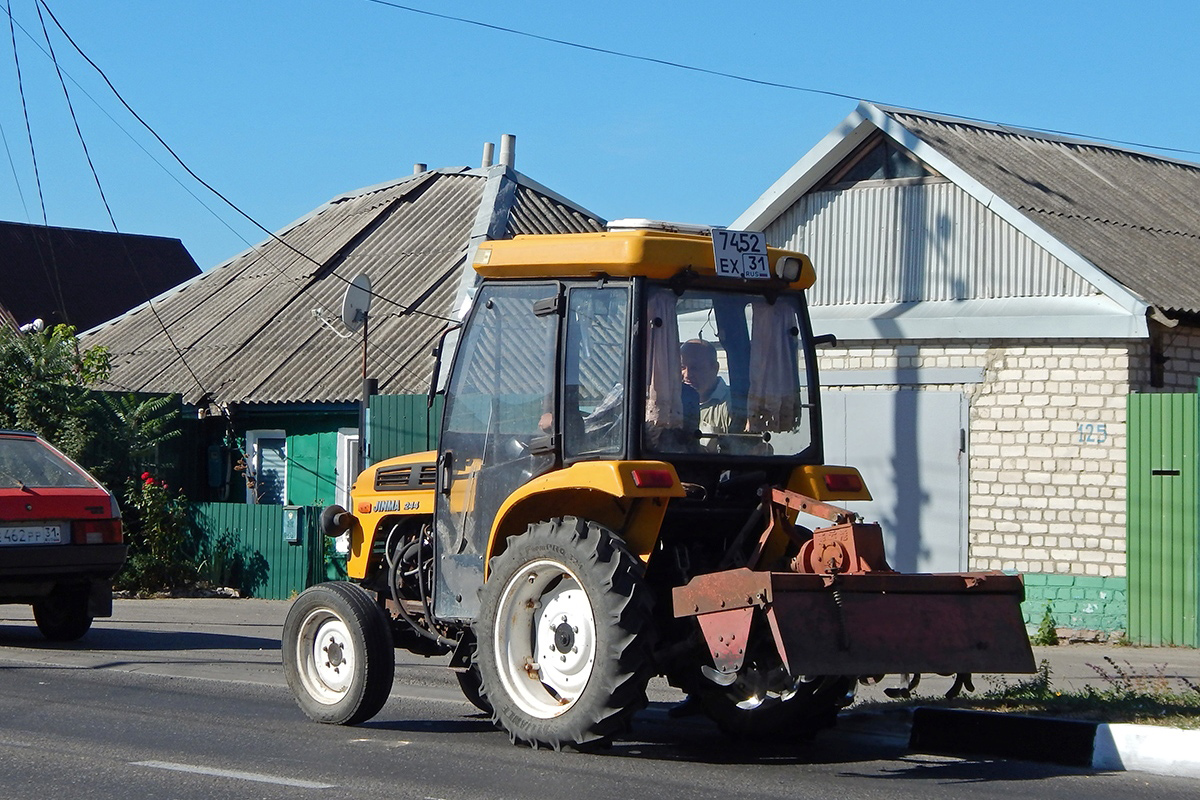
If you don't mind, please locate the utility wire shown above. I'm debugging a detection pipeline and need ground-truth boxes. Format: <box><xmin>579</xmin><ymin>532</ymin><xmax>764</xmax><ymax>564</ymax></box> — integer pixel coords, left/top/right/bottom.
<box><xmin>12</xmin><ymin>0</ymin><xmax>452</xmax><ymax>403</ymax></box>
<box><xmin>365</xmin><ymin>0</ymin><xmax>1200</xmax><ymax>159</ymax></box>
<box><xmin>0</xmin><ymin>117</ymin><xmax>30</xmax><ymax>221</ymax></box>
<box><xmin>365</xmin><ymin>0</ymin><xmax>862</xmax><ymax>102</ymax></box>
<box><xmin>33</xmin><ymin>0</ymin><xmax>213</xmax><ymax>400</ymax></box>
<box><xmin>7</xmin><ymin>0</ymin><xmax>69</xmax><ymax>326</ymax></box>
<box><xmin>31</xmin><ymin>1</ymin><xmax>454</xmax><ymax>323</ymax></box>
<box><xmin>20</xmin><ymin>2</ymin><xmax>444</xmax><ymax>386</ymax></box>
<box><xmin>3</xmin><ymin>3</ymin><xmax>364</xmax><ymax>345</ymax></box>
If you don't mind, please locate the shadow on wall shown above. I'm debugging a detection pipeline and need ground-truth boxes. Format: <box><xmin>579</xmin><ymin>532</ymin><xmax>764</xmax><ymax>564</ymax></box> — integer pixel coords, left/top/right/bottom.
<box><xmin>200</xmin><ymin>531</ymin><xmax>270</xmax><ymax>597</ymax></box>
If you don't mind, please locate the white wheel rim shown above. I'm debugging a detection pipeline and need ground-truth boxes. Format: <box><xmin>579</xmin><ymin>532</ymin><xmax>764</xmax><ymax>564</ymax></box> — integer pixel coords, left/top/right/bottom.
<box><xmin>494</xmin><ymin>558</ymin><xmax>596</xmax><ymax>719</ymax></box>
<box><xmin>296</xmin><ymin>609</ymin><xmax>356</xmax><ymax>705</ymax></box>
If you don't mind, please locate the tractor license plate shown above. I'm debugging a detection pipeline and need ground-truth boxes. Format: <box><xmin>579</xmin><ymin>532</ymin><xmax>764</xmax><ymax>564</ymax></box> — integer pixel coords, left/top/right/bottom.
<box><xmin>712</xmin><ymin>229</ymin><xmax>770</xmax><ymax>280</ymax></box>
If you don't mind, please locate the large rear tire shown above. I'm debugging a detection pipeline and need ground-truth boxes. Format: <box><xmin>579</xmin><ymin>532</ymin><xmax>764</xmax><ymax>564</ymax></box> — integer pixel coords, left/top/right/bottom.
<box><xmin>282</xmin><ymin>582</ymin><xmax>395</xmax><ymax>725</ymax></box>
<box><xmin>476</xmin><ymin>517</ymin><xmax>654</xmax><ymax>749</ymax></box>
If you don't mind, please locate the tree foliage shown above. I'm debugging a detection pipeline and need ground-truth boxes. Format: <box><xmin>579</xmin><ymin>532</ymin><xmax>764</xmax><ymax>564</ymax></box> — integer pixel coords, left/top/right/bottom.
<box><xmin>0</xmin><ymin>324</ymin><xmax>110</xmax><ymax>460</ymax></box>
<box><xmin>85</xmin><ymin>392</ymin><xmax>184</xmax><ymax>491</ymax></box>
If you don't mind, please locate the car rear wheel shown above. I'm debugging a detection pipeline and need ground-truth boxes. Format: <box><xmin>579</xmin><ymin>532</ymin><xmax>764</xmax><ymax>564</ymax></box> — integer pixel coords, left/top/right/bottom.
<box><xmin>33</xmin><ymin>586</ymin><xmax>93</xmax><ymax>642</ymax></box>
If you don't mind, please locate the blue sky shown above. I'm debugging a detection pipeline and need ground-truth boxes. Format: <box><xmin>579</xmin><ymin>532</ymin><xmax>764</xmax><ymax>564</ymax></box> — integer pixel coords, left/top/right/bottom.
<box><xmin>2</xmin><ymin>0</ymin><xmax>1198</xmax><ymax>270</ymax></box>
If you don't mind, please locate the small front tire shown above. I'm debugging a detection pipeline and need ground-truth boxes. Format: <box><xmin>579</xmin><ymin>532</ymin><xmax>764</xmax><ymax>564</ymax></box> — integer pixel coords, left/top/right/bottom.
<box><xmin>282</xmin><ymin>582</ymin><xmax>395</xmax><ymax>725</ymax></box>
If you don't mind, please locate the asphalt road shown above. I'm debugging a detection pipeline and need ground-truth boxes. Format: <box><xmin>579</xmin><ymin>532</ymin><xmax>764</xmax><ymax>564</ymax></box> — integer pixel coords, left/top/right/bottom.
<box><xmin>0</xmin><ymin>598</ymin><xmax>1195</xmax><ymax>800</ymax></box>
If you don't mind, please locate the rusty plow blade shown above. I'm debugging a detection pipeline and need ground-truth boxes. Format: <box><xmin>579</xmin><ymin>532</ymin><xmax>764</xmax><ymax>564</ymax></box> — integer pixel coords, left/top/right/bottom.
<box><xmin>673</xmin><ymin>567</ymin><xmax>1036</xmax><ymax>678</ymax></box>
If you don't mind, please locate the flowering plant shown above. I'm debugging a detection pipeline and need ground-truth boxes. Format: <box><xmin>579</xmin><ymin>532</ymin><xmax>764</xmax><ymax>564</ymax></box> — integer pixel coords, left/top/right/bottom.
<box><xmin>115</xmin><ymin>471</ymin><xmax>197</xmax><ymax>594</ymax></box>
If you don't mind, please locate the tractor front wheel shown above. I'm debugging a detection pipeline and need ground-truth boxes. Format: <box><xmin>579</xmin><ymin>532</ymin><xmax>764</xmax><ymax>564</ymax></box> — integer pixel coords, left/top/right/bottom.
<box><xmin>282</xmin><ymin>582</ymin><xmax>395</xmax><ymax>725</ymax></box>
<box><xmin>476</xmin><ymin>517</ymin><xmax>654</xmax><ymax>749</ymax></box>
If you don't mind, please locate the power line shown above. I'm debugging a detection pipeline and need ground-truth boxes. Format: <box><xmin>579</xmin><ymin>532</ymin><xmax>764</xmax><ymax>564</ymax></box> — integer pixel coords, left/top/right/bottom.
<box><xmin>6</xmin><ymin>0</ymin><xmax>70</xmax><ymax>327</ymax></box>
<box><xmin>33</xmin><ymin>0</ymin><xmax>213</xmax><ymax>401</ymax></box>
<box><xmin>22</xmin><ymin>1</ymin><xmax>448</xmax><ymax>387</ymax></box>
<box><xmin>365</xmin><ymin>1</ymin><xmax>862</xmax><ymax>102</ymax></box>
<box><xmin>0</xmin><ymin>115</ymin><xmax>29</xmax><ymax>221</ymax></box>
<box><xmin>364</xmin><ymin>0</ymin><xmax>1200</xmax><ymax>159</ymax></box>
<box><xmin>11</xmin><ymin>1</ymin><xmax>455</xmax><ymax>324</ymax></box>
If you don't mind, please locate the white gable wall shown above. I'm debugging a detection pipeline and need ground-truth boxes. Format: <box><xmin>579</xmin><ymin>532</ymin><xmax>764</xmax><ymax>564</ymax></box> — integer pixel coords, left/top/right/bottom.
<box><xmin>770</xmin><ymin>181</ymin><xmax>1095</xmax><ymax>306</ymax></box>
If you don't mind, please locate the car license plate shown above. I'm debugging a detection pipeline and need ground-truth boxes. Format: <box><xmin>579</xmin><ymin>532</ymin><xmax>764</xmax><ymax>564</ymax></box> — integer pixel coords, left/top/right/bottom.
<box><xmin>0</xmin><ymin>525</ymin><xmax>65</xmax><ymax>545</ymax></box>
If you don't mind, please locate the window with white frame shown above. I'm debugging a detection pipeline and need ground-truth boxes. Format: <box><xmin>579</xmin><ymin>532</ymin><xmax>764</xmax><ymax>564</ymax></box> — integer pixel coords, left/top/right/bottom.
<box><xmin>245</xmin><ymin>429</ymin><xmax>287</xmax><ymax>505</ymax></box>
<box><xmin>334</xmin><ymin>428</ymin><xmax>359</xmax><ymax>554</ymax></box>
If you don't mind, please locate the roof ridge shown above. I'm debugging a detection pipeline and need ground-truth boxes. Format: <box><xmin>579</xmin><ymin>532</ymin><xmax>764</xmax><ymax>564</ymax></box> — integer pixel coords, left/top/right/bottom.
<box><xmin>873</xmin><ymin>102</ymin><xmax>1200</xmax><ymax>171</ymax></box>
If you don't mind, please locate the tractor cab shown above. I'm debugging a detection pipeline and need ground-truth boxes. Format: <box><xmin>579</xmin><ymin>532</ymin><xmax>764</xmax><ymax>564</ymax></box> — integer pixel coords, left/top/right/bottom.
<box><xmin>432</xmin><ymin>225</ymin><xmax>829</xmax><ymax>620</ymax></box>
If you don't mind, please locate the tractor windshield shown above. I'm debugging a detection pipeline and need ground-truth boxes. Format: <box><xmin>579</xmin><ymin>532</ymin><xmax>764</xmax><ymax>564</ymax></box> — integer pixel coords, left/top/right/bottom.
<box><xmin>643</xmin><ymin>286</ymin><xmax>815</xmax><ymax>459</ymax></box>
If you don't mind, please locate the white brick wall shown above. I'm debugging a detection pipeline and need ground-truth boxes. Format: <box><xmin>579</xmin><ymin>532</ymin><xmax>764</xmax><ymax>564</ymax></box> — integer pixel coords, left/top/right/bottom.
<box><xmin>1156</xmin><ymin>326</ymin><xmax>1200</xmax><ymax>391</ymax></box>
<box><xmin>818</xmin><ymin>340</ymin><xmax>1137</xmax><ymax>578</ymax></box>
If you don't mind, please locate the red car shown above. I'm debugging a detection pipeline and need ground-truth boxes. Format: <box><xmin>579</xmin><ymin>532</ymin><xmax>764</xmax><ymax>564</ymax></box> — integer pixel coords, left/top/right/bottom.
<box><xmin>0</xmin><ymin>430</ymin><xmax>126</xmax><ymax>640</ymax></box>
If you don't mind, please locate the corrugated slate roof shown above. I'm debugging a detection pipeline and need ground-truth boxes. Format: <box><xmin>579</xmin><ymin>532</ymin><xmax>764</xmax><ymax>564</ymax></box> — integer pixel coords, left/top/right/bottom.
<box><xmin>880</xmin><ymin>107</ymin><xmax>1200</xmax><ymax>314</ymax></box>
<box><xmin>81</xmin><ymin>165</ymin><xmax>603</xmax><ymax>406</ymax></box>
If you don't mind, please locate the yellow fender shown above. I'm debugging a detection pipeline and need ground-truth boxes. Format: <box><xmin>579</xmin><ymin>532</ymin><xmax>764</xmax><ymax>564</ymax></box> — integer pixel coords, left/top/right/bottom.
<box><xmin>484</xmin><ymin>460</ymin><xmax>685</xmax><ymax>576</ymax></box>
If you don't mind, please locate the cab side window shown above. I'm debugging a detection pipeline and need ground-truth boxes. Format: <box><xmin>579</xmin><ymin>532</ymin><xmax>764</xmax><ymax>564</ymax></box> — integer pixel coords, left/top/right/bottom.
<box><xmin>563</xmin><ymin>286</ymin><xmax>629</xmax><ymax>459</ymax></box>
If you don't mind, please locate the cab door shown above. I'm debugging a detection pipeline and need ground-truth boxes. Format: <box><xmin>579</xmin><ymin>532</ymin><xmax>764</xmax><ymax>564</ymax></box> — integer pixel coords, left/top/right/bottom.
<box><xmin>433</xmin><ymin>283</ymin><xmax>560</xmax><ymax>621</ymax></box>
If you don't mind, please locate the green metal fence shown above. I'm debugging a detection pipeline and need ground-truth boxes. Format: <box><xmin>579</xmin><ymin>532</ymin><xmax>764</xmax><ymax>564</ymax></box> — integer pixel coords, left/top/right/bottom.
<box><xmin>191</xmin><ymin>503</ymin><xmax>326</xmax><ymax>600</ymax></box>
<box><xmin>368</xmin><ymin>393</ymin><xmax>443</xmax><ymax>464</ymax></box>
<box><xmin>1127</xmin><ymin>392</ymin><xmax>1200</xmax><ymax>646</ymax></box>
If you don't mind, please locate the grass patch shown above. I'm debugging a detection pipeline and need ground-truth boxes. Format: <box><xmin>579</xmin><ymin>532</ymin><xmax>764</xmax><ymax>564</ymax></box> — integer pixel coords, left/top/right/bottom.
<box><xmin>859</xmin><ymin>658</ymin><xmax>1200</xmax><ymax>729</ymax></box>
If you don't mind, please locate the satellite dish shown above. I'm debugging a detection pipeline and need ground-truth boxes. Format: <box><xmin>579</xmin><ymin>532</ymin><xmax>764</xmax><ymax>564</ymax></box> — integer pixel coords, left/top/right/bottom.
<box><xmin>341</xmin><ymin>274</ymin><xmax>372</xmax><ymax>331</ymax></box>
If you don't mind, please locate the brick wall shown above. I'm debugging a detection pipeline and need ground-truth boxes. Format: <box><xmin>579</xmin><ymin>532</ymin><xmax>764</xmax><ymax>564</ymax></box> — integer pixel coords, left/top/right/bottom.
<box><xmin>1021</xmin><ymin>574</ymin><xmax>1129</xmax><ymax>642</ymax></box>
<box><xmin>817</xmin><ymin>332</ymin><xmax>1200</xmax><ymax>637</ymax></box>
<box><xmin>819</xmin><ymin>340</ymin><xmax>1132</xmax><ymax>579</ymax></box>
<box><xmin>1155</xmin><ymin>325</ymin><xmax>1200</xmax><ymax>391</ymax></box>
<box><xmin>967</xmin><ymin>343</ymin><xmax>1131</xmax><ymax>578</ymax></box>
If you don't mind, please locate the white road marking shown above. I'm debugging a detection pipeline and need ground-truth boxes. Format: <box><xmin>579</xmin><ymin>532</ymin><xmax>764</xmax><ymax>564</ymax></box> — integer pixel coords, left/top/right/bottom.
<box><xmin>131</xmin><ymin>760</ymin><xmax>334</xmax><ymax>789</ymax></box>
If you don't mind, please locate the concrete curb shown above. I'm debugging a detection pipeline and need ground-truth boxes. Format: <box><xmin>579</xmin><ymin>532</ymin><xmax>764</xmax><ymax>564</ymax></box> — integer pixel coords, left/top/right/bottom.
<box><xmin>1092</xmin><ymin>723</ymin><xmax>1200</xmax><ymax>778</ymax></box>
<box><xmin>908</xmin><ymin>707</ymin><xmax>1200</xmax><ymax>778</ymax></box>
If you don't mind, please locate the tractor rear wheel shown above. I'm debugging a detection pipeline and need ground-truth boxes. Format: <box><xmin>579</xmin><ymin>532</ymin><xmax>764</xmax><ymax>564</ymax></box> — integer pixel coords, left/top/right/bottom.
<box><xmin>282</xmin><ymin>582</ymin><xmax>395</xmax><ymax>725</ymax></box>
<box><xmin>475</xmin><ymin>517</ymin><xmax>653</xmax><ymax>749</ymax></box>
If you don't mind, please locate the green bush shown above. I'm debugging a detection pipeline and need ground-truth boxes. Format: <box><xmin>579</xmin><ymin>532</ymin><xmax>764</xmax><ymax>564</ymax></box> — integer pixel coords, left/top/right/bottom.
<box><xmin>1031</xmin><ymin>604</ymin><xmax>1059</xmax><ymax>646</ymax></box>
<box><xmin>115</xmin><ymin>472</ymin><xmax>198</xmax><ymax>595</ymax></box>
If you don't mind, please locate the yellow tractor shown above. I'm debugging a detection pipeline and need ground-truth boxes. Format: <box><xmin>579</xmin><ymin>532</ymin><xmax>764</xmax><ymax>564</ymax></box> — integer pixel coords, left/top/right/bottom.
<box><xmin>282</xmin><ymin>223</ymin><xmax>1034</xmax><ymax>748</ymax></box>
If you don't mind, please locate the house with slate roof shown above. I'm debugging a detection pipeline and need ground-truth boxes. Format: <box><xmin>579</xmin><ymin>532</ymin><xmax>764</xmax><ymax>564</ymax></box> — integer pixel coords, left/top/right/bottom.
<box><xmin>734</xmin><ymin>102</ymin><xmax>1200</xmax><ymax>640</ymax></box>
<box><xmin>81</xmin><ymin>138</ymin><xmax>603</xmax><ymax>510</ymax></box>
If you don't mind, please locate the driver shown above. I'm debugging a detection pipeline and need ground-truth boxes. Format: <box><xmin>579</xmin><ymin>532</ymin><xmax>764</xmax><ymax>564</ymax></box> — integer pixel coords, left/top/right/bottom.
<box><xmin>680</xmin><ymin>339</ymin><xmax>730</xmax><ymax>435</ymax></box>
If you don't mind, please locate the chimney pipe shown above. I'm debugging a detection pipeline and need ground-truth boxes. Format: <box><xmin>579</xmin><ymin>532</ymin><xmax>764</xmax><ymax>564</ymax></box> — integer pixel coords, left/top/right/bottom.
<box><xmin>413</xmin><ymin>163</ymin><xmax>427</xmax><ymax>174</ymax></box>
<box><xmin>498</xmin><ymin>134</ymin><xmax>515</xmax><ymax>168</ymax></box>
<box><xmin>481</xmin><ymin>142</ymin><xmax>494</xmax><ymax>168</ymax></box>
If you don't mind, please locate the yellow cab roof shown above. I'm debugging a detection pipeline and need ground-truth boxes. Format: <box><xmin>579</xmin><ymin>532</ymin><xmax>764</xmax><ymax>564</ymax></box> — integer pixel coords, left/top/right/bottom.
<box><xmin>472</xmin><ymin>229</ymin><xmax>816</xmax><ymax>290</ymax></box>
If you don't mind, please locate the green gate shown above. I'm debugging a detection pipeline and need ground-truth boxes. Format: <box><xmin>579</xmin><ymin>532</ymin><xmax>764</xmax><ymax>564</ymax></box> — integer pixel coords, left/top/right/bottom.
<box><xmin>1127</xmin><ymin>392</ymin><xmax>1200</xmax><ymax>646</ymax></box>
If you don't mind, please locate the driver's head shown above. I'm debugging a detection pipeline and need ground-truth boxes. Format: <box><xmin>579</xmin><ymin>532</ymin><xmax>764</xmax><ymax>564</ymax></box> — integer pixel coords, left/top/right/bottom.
<box><xmin>680</xmin><ymin>339</ymin><xmax>720</xmax><ymax>399</ymax></box>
